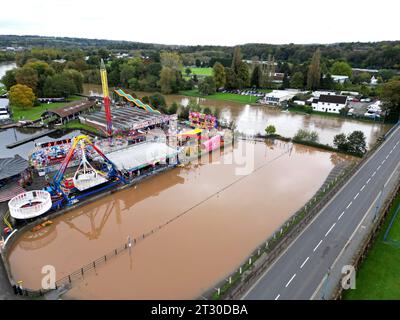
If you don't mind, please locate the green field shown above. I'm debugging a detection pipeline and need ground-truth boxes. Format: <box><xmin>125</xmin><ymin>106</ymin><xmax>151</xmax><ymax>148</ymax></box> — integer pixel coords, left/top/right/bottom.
<box><xmin>11</xmin><ymin>95</ymin><xmax>83</xmax><ymax>121</ymax></box>
<box><xmin>180</xmin><ymin>89</ymin><xmax>261</xmax><ymax>104</ymax></box>
<box><xmin>343</xmin><ymin>193</ymin><xmax>400</xmax><ymax>300</ymax></box>
<box><xmin>188</xmin><ymin>67</ymin><xmax>213</xmax><ymax>76</ymax></box>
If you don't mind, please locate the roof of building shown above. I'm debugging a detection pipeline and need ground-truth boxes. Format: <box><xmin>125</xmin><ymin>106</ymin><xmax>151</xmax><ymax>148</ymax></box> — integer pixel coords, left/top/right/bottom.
<box><xmin>265</xmin><ymin>90</ymin><xmax>297</xmax><ymax>99</ymax></box>
<box><xmin>0</xmin><ymin>155</ymin><xmax>29</xmax><ymax>180</ymax></box>
<box><xmin>43</xmin><ymin>100</ymin><xmax>96</xmax><ymax>118</ymax></box>
<box><xmin>80</xmin><ymin>106</ymin><xmax>173</xmax><ymax>131</ymax></box>
<box><xmin>106</xmin><ymin>141</ymin><xmax>179</xmax><ymax>171</ymax></box>
<box><xmin>0</xmin><ymin>182</ymin><xmax>26</xmax><ymax>203</ymax></box>
<box><xmin>318</xmin><ymin>95</ymin><xmax>347</xmax><ymax>104</ymax></box>
<box><xmin>0</xmin><ymin>98</ymin><xmax>9</xmax><ymax>109</ymax></box>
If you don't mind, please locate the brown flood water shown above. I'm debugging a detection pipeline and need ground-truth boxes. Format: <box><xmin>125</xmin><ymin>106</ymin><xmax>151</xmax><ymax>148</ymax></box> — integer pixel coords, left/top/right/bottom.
<box><xmin>8</xmin><ymin>140</ymin><xmax>355</xmax><ymax>299</ymax></box>
<box><xmin>83</xmin><ymin>84</ymin><xmax>391</xmax><ymax>148</ymax></box>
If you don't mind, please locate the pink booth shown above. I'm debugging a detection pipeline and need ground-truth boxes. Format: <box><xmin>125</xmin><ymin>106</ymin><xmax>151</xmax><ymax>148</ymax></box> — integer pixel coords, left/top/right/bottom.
<box><xmin>201</xmin><ymin>135</ymin><xmax>221</xmax><ymax>152</ymax></box>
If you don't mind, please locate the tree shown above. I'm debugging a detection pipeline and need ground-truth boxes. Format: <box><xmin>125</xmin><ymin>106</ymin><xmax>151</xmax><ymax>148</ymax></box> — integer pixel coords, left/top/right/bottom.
<box><xmin>250</xmin><ymin>65</ymin><xmax>262</xmax><ymax>88</ymax></box>
<box><xmin>149</xmin><ymin>93</ymin><xmax>167</xmax><ymax>112</ymax></box>
<box><xmin>9</xmin><ymin>84</ymin><xmax>35</xmax><ymax>109</ymax></box>
<box><xmin>43</xmin><ymin>73</ymin><xmax>76</xmax><ymax>97</ymax></box>
<box><xmin>290</xmin><ymin>72</ymin><xmax>304</xmax><ymax>89</ymax></box>
<box><xmin>333</xmin><ymin>133</ymin><xmax>349</xmax><ymax>152</ymax></box>
<box><xmin>281</xmin><ymin>73</ymin><xmax>290</xmax><ymax>89</ymax></box>
<box><xmin>1</xmin><ymin>69</ymin><xmax>17</xmax><ymax>90</ymax></box>
<box><xmin>330</xmin><ymin>61</ymin><xmax>352</xmax><ymax>77</ymax></box>
<box><xmin>160</xmin><ymin>51</ymin><xmax>182</xmax><ymax>70</ymax></box>
<box><xmin>15</xmin><ymin>66</ymin><xmax>39</xmax><ymax>92</ymax></box>
<box><xmin>185</xmin><ymin>67</ymin><xmax>192</xmax><ymax>77</ymax></box>
<box><xmin>307</xmin><ymin>48</ymin><xmax>321</xmax><ymax>90</ymax></box>
<box><xmin>231</xmin><ymin>46</ymin><xmax>242</xmax><ymax>73</ymax></box>
<box><xmin>202</xmin><ymin>107</ymin><xmax>212</xmax><ymax>115</ymax></box>
<box><xmin>159</xmin><ymin>67</ymin><xmax>176</xmax><ymax>94</ymax></box>
<box><xmin>347</xmin><ymin>131</ymin><xmax>367</xmax><ymax>154</ymax></box>
<box><xmin>167</xmin><ymin>102</ymin><xmax>179</xmax><ymax>115</ymax></box>
<box><xmin>321</xmin><ymin>73</ymin><xmax>335</xmax><ymax>90</ymax></box>
<box><xmin>236</xmin><ymin>62</ymin><xmax>250</xmax><ymax>89</ymax></box>
<box><xmin>179</xmin><ymin>105</ymin><xmax>189</xmax><ymax>120</ymax></box>
<box><xmin>63</xmin><ymin>69</ymin><xmax>84</xmax><ymax>93</ymax></box>
<box><xmin>213</xmin><ymin>62</ymin><xmax>226</xmax><ymax>89</ymax></box>
<box><xmin>224</xmin><ymin>67</ymin><xmax>236</xmax><ymax>89</ymax></box>
<box><xmin>198</xmin><ymin>76</ymin><xmax>216</xmax><ymax>95</ymax></box>
<box><xmin>334</xmin><ymin>131</ymin><xmax>366</xmax><ymax>155</ymax></box>
<box><xmin>294</xmin><ymin>129</ymin><xmax>319</xmax><ymax>142</ymax></box>
<box><xmin>147</xmin><ymin>63</ymin><xmax>162</xmax><ymax>77</ymax></box>
<box><xmin>265</xmin><ymin>125</ymin><xmax>276</xmax><ymax>135</ymax></box>
<box><xmin>119</xmin><ymin>64</ymin><xmax>136</xmax><ymax>87</ymax></box>
<box><xmin>379</xmin><ymin>78</ymin><xmax>400</xmax><ymax>122</ymax></box>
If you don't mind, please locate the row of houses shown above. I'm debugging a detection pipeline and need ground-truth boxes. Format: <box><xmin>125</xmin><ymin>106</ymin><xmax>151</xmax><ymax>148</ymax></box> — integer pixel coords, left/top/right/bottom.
<box><xmin>259</xmin><ymin>89</ymin><xmax>349</xmax><ymax>114</ymax></box>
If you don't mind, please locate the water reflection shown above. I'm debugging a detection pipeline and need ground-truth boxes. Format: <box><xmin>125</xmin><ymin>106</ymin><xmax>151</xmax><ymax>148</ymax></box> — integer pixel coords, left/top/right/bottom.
<box><xmin>8</xmin><ymin>140</ymin><xmax>356</xmax><ymax>299</ymax></box>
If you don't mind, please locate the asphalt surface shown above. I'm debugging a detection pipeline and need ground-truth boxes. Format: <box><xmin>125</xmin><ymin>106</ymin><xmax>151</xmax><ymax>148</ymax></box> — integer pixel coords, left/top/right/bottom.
<box><xmin>243</xmin><ymin>125</ymin><xmax>400</xmax><ymax>300</ymax></box>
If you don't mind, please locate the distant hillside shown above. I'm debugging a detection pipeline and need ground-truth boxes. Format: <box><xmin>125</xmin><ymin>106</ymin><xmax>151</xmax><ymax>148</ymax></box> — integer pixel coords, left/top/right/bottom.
<box><xmin>0</xmin><ymin>35</ymin><xmax>399</xmax><ymax>70</ymax></box>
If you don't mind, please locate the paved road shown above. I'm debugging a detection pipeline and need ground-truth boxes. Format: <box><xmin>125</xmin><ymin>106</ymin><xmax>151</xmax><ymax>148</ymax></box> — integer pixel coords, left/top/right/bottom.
<box><xmin>243</xmin><ymin>125</ymin><xmax>400</xmax><ymax>300</ymax></box>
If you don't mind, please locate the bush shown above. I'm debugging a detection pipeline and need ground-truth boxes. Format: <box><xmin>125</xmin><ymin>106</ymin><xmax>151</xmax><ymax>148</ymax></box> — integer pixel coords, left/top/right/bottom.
<box><xmin>333</xmin><ymin>130</ymin><xmax>367</xmax><ymax>155</ymax></box>
<box><xmin>265</xmin><ymin>125</ymin><xmax>276</xmax><ymax>135</ymax></box>
<box><xmin>294</xmin><ymin>129</ymin><xmax>319</xmax><ymax>142</ymax></box>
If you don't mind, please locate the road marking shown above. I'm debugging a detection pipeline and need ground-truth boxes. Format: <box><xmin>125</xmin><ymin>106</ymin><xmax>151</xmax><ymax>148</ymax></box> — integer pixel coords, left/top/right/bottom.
<box><xmin>325</xmin><ymin>223</ymin><xmax>336</xmax><ymax>237</ymax></box>
<box><xmin>300</xmin><ymin>256</ymin><xmax>310</xmax><ymax>269</ymax></box>
<box><xmin>366</xmin><ymin>178</ymin><xmax>371</xmax><ymax>184</ymax></box>
<box><xmin>313</xmin><ymin>240</ymin><xmax>323</xmax><ymax>252</ymax></box>
<box><xmin>360</xmin><ymin>185</ymin><xmax>366</xmax><ymax>191</ymax></box>
<box><xmin>338</xmin><ymin>211</ymin><xmax>345</xmax><ymax>220</ymax></box>
<box><xmin>390</xmin><ymin>149</ymin><xmax>393</xmax><ymax>154</ymax></box>
<box><xmin>377</xmin><ymin>165</ymin><xmax>381</xmax><ymax>171</ymax></box>
<box><xmin>372</xmin><ymin>171</ymin><xmax>376</xmax><ymax>177</ymax></box>
<box><xmin>275</xmin><ymin>294</ymin><xmax>280</xmax><ymax>300</ymax></box>
<box><xmin>311</xmin><ymin>190</ymin><xmax>383</xmax><ymax>300</ymax></box>
<box><xmin>354</xmin><ymin>193</ymin><xmax>359</xmax><ymax>200</ymax></box>
<box><xmin>285</xmin><ymin>274</ymin><xmax>296</xmax><ymax>287</ymax></box>
<box><xmin>346</xmin><ymin>202</ymin><xmax>352</xmax><ymax>209</ymax></box>
<box><xmin>386</xmin><ymin>154</ymin><xmax>389</xmax><ymax>159</ymax></box>
<box><xmin>241</xmin><ymin>125</ymin><xmax>400</xmax><ymax>301</ymax></box>
<box><xmin>382</xmin><ymin>159</ymin><xmax>386</xmax><ymax>164</ymax></box>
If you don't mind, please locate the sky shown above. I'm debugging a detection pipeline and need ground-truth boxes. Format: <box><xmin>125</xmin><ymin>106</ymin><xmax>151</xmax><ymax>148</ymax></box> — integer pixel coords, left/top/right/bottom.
<box><xmin>1</xmin><ymin>0</ymin><xmax>399</xmax><ymax>46</ymax></box>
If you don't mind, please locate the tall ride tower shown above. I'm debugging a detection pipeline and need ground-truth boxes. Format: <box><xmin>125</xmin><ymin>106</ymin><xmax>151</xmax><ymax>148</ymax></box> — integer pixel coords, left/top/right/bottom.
<box><xmin>100</xmin><ymin>59</ymin><xmax>112</xmax><ymax>136</ymax></box>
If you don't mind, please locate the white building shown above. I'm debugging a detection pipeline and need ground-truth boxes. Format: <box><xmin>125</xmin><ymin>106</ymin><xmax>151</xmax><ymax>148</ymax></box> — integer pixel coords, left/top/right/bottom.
<box><xmin>0</xmin><ymin>99</ymin><xmax>10</xmax><ymax>120</ymax></box>
<box><xmin>370</xmin><ymin>76</ymin><xmax>378</xmax><ymax>86</ymax></box>
<box><xmin>311</xmin><ymin>91</ymin><xmax>336</xmax><ymax>98</ymax></box>
<box><xmin>312</xmin><ymin>95</ymin><xmax>347</xmax><ymax>114</ymax></box>
<box><xmin>261</xmin><ymin>90</ymin><xmax>298</xmax><ymax>106</ymax></box>
<box><xmin>331</xmin><ymin>75</ymin><xmax>349</xmax><ymax>84</ymax></box>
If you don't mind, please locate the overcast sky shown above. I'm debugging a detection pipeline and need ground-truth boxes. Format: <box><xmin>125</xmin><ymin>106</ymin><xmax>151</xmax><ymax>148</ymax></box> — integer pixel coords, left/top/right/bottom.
<box><xmin>1</xmin><ymin>0</ymin><xmax>399</xmax><ymax>46</ymax></box>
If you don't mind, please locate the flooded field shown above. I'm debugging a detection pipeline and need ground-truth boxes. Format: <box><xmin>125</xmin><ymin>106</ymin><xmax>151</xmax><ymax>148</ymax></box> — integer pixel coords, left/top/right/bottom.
<box><xmin>83</xmin><ymin>84</ymin><xmax>391</xmax><ymax>148</ymax></box>
<box><xmin>8</xmin><ymin>140</ymin><xmax>355</xmax><ymax>299</ymax></box>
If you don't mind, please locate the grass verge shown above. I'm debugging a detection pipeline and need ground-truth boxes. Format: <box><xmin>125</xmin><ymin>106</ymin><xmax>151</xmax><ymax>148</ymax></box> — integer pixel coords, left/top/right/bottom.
<box><xmin>61</xmin><ymin>119</ymin><xmax>103</xmax><ymax>136</ymax></box>
<box><xmin>343</xmin><ymin>193</ymin><xmax>400</xmax><ymax>300</ymax></box>
<box><xmin>180</xmin><ymin>90</ymin><xmax>260</xmax><ymax>104</ymax></box>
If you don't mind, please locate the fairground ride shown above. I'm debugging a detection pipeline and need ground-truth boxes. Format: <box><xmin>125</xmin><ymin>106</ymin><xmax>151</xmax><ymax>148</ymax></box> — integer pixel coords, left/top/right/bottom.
<box><xmin>100</xmin><ymin>59</ymin><xmax>112</xmax><ymax>137</ymax></box>
<box><xmin>48</xmin><ymin>135</ymin><xmax>126</xmax><ymax>204</ymax></box>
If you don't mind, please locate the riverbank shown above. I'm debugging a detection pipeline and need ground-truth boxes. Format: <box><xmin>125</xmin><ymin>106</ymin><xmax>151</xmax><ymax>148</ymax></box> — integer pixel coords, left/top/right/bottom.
<box><xmin>180</xmin><ymin>89</ymin><xmax>261</xmax><ymax>104</ymax></box>
<box><xmin>288</xmin><ymin>105</ymin><xmax>385</xmax><ymax>124</ymax></box>
<box><xmin>343</xmin><ymin>192</ymin><xmax>400</xmax><ymax>300</ymax></box>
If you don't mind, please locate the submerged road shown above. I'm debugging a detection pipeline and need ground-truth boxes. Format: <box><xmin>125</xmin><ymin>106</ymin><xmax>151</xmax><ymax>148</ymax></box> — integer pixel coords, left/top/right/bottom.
<box><xmin>243</xmin><ymin>124</ymin><xmax>400</xmax><ymax>300</ymax></box>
